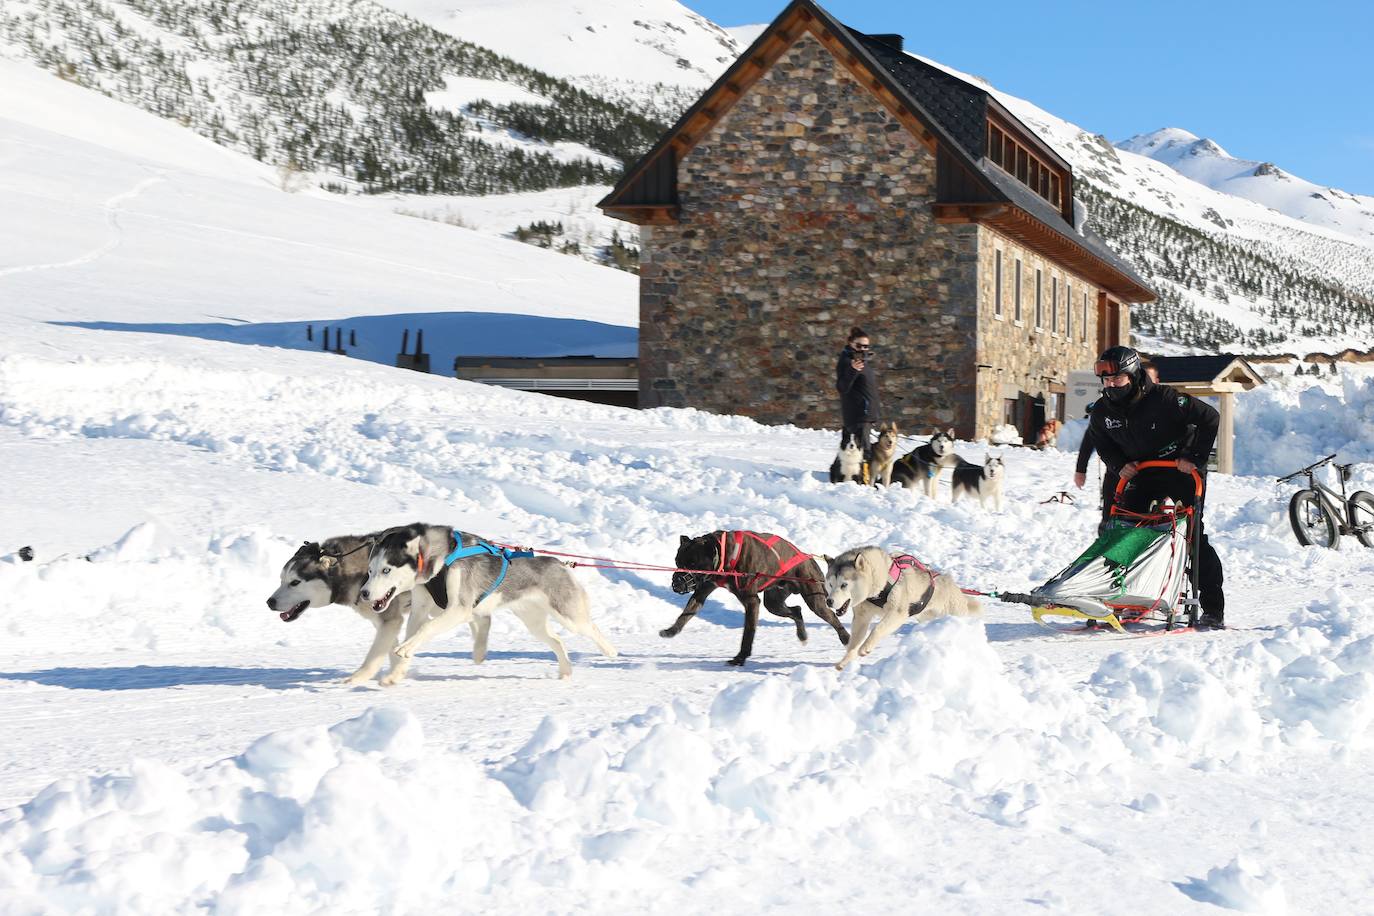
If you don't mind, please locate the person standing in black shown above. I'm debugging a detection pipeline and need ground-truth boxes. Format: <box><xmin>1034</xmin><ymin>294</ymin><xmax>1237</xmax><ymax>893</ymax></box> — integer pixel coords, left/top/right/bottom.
<box><xmin>1088</xmin><ymin>346</ymin><xmax>1226</xmax><ymax>629</ymax></box>
<box><xmin>1076</xmin><ymin>360</ymin><xmax>1158</xmax><ymax>532</ymax></box>
<box><xmin>835</xmin><ymin>327</ymin><xmax>881</xmax><ymax>457</ymax></box>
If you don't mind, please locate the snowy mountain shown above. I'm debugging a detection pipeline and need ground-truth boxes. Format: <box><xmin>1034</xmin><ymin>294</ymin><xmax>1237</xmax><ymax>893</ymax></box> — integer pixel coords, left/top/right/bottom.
<box><xmin>3</xmin><ymin>0</ymin><xmax>1373</xmax><ymax>352</ymax></box>
<box><xmin>0</xmin><ymin>0</ymin><xmax>663</xmax><ymax>194</ymax></box>
<box><xmin>1119</xmin><ymin>127</ymin><xmax>1374</xmax><ymax>249</ymax></box>
<box><xmin>904</xmin><ymin>54</ymin><xmax>1374</xmax><ymax>352</ymax></box>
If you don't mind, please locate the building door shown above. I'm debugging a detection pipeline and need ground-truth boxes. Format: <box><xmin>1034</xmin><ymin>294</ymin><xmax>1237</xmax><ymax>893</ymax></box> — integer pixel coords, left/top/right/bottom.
<box><xmin>1096</xmin><ymin>293</ymin><xmax>1121</xmax><ymax>352</ymax></box>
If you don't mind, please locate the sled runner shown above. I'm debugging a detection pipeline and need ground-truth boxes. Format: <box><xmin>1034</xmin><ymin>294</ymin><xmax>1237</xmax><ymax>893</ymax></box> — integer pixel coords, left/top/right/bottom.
<box><xmin>1010</xmin><ymin>461</ymin><xmax>1204</xmax><ymax>633</ymax></box>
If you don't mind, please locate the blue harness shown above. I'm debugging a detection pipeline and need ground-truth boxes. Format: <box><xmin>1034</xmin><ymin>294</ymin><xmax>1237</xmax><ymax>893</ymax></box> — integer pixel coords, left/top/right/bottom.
<box><xmin>442</xmin><ymin>539</ymin><xmax>535</xmax><ymax>603</ymax></box>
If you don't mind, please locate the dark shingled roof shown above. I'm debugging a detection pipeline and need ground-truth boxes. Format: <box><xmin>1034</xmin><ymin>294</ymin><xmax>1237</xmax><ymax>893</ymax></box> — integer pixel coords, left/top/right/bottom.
<box><xmin>849</xmin><ymin>28</ymin><xmax>1149</xmax><ymax>294</ymax></box>
<box><xmin>1149</xmin><ymin>355</ymin><xmax>1250</xmax><ymax>385</ymax></box>
<box><xmin>854</xmin><ymin>33</ymin><xmax>988</xmax><ymax>163</ymax></box>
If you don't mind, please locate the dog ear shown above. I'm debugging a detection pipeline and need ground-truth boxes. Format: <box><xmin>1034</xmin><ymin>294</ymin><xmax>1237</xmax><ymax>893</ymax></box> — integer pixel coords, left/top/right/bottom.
<box><xmin>680</xmin><ymin>535</ymin><xmax>690</xmax><ymax>545</ymax></box>
<box><xmin>855</xmin><ymin>552</ymin><xmax>867</xmax><ymax>571</ymax></box>
<box><xmin>946</xmin><ymin>428</ymin><xmax>956</xmax><ymax>438</ymax></box>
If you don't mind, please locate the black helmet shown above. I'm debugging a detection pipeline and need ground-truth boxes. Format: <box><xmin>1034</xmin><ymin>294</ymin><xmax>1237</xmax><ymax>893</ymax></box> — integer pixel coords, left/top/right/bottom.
<box><xmin>1095</xmin><ymin>346</ymin><xmax>1144</xmax><ymax>404</ymax></box>
<box><xmin>1095</xmin><ymin>346</ymin><xmax>1142</xmax><ymax>381</ymax></box>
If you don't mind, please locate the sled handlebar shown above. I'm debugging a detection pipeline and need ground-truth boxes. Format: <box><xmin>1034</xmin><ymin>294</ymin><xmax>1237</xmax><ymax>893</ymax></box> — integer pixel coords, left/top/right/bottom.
<box><xmin>1113</xmin><ymin>460</ymin><xmax>1204</xmax><ymax>499</ymax></box>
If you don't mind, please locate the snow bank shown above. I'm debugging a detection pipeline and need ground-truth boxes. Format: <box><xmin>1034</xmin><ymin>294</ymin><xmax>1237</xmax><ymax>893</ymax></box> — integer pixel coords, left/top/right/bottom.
<box><xmin>1234</xmin><ymin>370</ymin><xmax>1374</xmax><ymax>478</ymax></box>
<box><xmin>5</xmin><ymin>599</ymin><xmax>1370</xmax><ymax>910</ymax></box>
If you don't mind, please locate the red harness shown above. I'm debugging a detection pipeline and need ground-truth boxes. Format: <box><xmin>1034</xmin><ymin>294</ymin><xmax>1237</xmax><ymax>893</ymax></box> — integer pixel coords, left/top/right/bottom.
<box><xmin>712</xmin><ymin>531</ymin><xmax>814</xmax><ymax>591</ymax></box>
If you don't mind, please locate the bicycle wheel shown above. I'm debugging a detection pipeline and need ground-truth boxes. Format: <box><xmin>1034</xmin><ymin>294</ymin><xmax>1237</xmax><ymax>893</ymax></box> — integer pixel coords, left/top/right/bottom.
<box><xmin>1289</xmin><ymin>489</ymin><xmax>1337</xmax><ymax>548</ymax></box>
<box><xmin>1349</xmin><ymin>491</ymin><xmax>1374</xmax><ymax>548</ymax></box>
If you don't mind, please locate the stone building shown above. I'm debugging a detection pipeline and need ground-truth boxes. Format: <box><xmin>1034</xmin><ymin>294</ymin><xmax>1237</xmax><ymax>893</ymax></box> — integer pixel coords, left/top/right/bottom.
<box><xmin>599</xmin><ymin>0</ymin><xmax>1153</xmax><ymax>440</ymax></box>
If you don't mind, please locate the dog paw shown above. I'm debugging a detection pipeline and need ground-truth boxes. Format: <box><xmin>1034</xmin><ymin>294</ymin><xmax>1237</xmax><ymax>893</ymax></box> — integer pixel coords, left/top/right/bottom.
<box><xmin>342</xmin><ymin>672</ymin><xmax>373</xmax><ymax>686</ymax></box>
<box><xmin>559</xmin><ymin>670</ymin><xmax>572</xmax><ymax>681</ymax></box>
<box><xmin>659</xmin><ymin>628</ymin><xmax>677</xmax><ymax>638</ymax></box>
<box><xmin>727</xmin><ymin>656</ymin><xmax>747</xmax><ymax>667</ymax></box>
<box><xmin>379</xmin><ymin>672</ymin><xmax>406</xmax><ymax>687</ymax></box>
<box><xmin>837</xmin><ymin>630</ymin><xmax>851</xmax><ymax>645</ymax></box>
<box><xmin>393</xmin><ymin>641</ymin><xmax>418</xmax><ymax>660</ymax></box>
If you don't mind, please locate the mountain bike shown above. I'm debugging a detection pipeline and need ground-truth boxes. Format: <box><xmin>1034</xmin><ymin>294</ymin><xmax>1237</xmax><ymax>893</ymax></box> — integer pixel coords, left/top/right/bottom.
<box><xmin>1279</xmin><ymin>454</ymin><xmax>1374</xmax><ymax>549</ymax></box>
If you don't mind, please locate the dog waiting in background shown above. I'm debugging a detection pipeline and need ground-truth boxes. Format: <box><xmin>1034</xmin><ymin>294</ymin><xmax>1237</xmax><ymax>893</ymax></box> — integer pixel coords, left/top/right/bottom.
<box><xmin>825</xmin><ymin>545</ymin><xmax>982</xmax><ymax>671</ymax></box>
<box><xmin>869</xmin><ymin>422</ymin><xmax>900</xmax><ymax>487</ymax></box>
<box><xmin>829</xmin><ymin>432</ymin><xmax>868</xmax><ymax>484</ymax></box>
<box><xmin>267</xmin><ymin>533</ymin><xmax>418</xmax><ymax>686</ymax></box>
<box><xmin>667</xmin><ymin>530</ymin><xmax>849</xmax><ymax>666</ymax></box>
<box><xmin>951</xmin><ymin>454</ymin><xmax>1006</xmax><ymax>510</ymax></box>
<box><xmin>360</xmin><ymin>523</ymin><xmax>617</xmax><ymax>680</ymax></box>
<box><xmin>890</xmin><ymin>429</ymin><xmax>961</xmax><ymax>498</ymax></box>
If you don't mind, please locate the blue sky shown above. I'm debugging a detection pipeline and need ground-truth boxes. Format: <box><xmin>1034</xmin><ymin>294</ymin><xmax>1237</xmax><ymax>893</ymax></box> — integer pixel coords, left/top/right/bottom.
<box><xmin>681</xmin><ymin>0</ymin><xmax>1373</xmax><ymax>195</ymax></box>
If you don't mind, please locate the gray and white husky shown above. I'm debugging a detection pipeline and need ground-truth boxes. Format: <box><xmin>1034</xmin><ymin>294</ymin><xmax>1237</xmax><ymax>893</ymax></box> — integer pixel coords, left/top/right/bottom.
<box><xmin>951</xmin><ymin>454</ymin><xmax>1006</xmax><ymax>510</ymax></box>
<box><xmin>360</xmin><ymin>523</ymin><xmax>617</xmax><ymax>680</ymax></box>
<box><xmin>267</xmin><ymin>534</ymin><xmax>419</xmax><ymax>686</ymax></box>
<box><xmin>890</xmin><ymin>429</ymin><xmax>961</xmax><ymax>498</ymax></box>
<box><xmin>825</xmin><ymin>545</ymin><xmax>982</xmax><ymax>671</ymax></box>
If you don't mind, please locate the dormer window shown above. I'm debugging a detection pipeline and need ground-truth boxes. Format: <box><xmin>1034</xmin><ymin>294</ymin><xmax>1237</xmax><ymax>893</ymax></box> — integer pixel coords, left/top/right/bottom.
<box><xmin>987</xmin><ymin>122</ymin><xmax>1063</xmax><ymax>210</ymax></box>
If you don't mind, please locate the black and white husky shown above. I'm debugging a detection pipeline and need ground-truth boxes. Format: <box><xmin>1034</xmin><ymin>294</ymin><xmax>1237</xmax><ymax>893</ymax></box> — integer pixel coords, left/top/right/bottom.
<box><xmin>951</xmin><ymin>454</ymin><xmax>1006</xmax><ymax>510</ymax></box>
<box><xmin>890</xmin><ymin>429</ymin><xmax>961</xmax><ymax>498</ymax></box>
<box><xmin>360</xmin><ymin>523</ymin><xmax>617</xmax><ymax>680</ymax></box>
<box><xmin>267</xmin><ymin>534</ymin><xmax>419</xmax><ymax>686</ymax></box>
<box><xmin>825</xmin><ymin>545</ymin><xmax>982</xmax><ymax>671</ymax></box>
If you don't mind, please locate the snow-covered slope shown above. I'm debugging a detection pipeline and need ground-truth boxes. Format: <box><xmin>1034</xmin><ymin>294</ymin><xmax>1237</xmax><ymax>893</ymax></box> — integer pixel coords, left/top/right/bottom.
<box><xmin>0</xmin><ymin>61</ymin><xmax>636</xmax><ymax>370</ymax></box>
<box><xmin>1120</xmin><ymin>127</ymin><xmax>1374</xmax><ymax>248</ymax></box>
<box><xmin>380</xmin><ymin>0</ymin><xmax>739</xmax><ymax>88</ymax></box>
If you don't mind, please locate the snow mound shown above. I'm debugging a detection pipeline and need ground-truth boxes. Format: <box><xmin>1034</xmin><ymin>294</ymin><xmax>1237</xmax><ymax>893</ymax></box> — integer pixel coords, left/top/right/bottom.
<box><xmin>5</xmin><ymin>604</ymin><xmax>1372</xmax><ymax>909</ymax></box>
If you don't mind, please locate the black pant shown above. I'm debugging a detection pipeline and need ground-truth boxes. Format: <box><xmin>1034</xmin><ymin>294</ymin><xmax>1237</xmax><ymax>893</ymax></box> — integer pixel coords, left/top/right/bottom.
<box><xmin>840</xmin><ymin>422</ymin><xmax>872</xmax><ymax>459</ymax></box>
<box><xmin>1117</xmin><ymin>470</ymin><xmax>1225</xmax><ymax>616</ymax></box>
<box><xmin>1097</xmin><ymin>468</ymin><xmax>1120</xmax><ymax>534</ymax></box>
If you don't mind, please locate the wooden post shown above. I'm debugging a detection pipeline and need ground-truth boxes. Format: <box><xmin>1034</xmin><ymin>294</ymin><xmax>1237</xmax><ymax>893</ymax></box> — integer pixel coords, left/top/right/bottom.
<box><xmin>1218</xmin><ymin>391</ymin><xmax>1235</xmax><ymax>474</ymax></box>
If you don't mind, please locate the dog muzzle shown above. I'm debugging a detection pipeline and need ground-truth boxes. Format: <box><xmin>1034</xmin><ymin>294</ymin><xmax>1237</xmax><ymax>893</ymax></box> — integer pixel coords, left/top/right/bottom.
<box><xmin>672</xmin><ymin>571</ymin><xmax>708</xmax><ymax>594</ymax></box>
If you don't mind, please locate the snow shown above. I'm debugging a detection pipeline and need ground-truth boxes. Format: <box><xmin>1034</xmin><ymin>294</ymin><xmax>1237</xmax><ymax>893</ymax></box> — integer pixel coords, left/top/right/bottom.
<box><xmin>4</xmin><ymin>22</ymin><xmax>1374</xmax><ymax>916</ymax></box>
<box><xmin>1120</xmin><ymin>127</ymin><xmax>1374</xmax><ymax>249</ymax></box>
<box><xmin>424</xmin><ymin>75</ymin><xmax>554</xmax><ymax>112</ymax></box>
<box><xmin>378</xmin><ymin>0</ymin><xmax>742</xmax><ymax>88</ymax></box>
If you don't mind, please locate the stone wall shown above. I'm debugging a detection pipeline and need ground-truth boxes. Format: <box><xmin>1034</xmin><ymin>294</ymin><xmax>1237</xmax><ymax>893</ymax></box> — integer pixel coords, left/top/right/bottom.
<box><xmin>637</xmin><ymin>31</ymin><xmax>980</xmax><ymax>435</ymax></box>
<box><xmin>974</xmin><ymin>224</ymin><xmax>1103</xmax><ymax>436</ymax></box>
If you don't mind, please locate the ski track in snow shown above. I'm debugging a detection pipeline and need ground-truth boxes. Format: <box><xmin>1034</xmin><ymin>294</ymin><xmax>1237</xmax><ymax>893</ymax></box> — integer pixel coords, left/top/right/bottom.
<box><xmin>0</xmin><ymin>172</ymin><xmax>164</xmax><ymax>278</ymax></box>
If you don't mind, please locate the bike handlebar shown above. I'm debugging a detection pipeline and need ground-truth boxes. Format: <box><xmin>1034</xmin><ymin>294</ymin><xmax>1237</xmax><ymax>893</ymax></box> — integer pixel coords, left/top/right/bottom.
<box><xmin>1277</xmin><ymin>453</ymin><xmax>1337</xmax><ymax>483</ymax></box>
<box><xmin>1113</xmin><ymin>460</ymin><xmax>1205</xmax><ymax>499</ymax></box>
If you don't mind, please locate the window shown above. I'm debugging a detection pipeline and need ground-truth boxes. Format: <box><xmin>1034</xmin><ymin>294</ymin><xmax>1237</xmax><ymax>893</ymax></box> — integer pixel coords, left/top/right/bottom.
<box><xmin>1034</xmin><ymin>268</ymin><xmax>1043</xmax><ymax>329</ymax></box>
<box><xmin>1051</xmin><ymin>275</ymin><xmax>1059</xmax><ymax>334</ymax></box>
<box><xmin>1066</xmin><ymin>282</ymin><xmax>1073</xmax><ymax>339</ymax></box>
<box><xmin>987</xmin><ymin>120</ymin><xmax>1067</xmax><ymax>210</ymax></box>
<box><xmin>988</xmin><ymin>127</ymin><xmax>1004</xmax><ymax>167</ymax></box>
<box><xmin>1050</xmin><ymin>174</ymin><xmax>1061</xmax><ymax>209</ymax></box>
<box><xmin>1016</xmin><ymin>146</ymin><xmax>1028</xmax><ymax>183</ymax></box>
<box><xmin>1014</xmin><ymin>259</ymin><xmax>1023</xmax><ymax>322</ymax></box>
<box><xmin>994</xmin><ymin>250</ymin><xmax>1004</xmax><ymax>318</ymax></box>
<box><xmin>1081</xmin><ymin>291</ymin><xmax>1089</xmax><ymax>343</ymax></box>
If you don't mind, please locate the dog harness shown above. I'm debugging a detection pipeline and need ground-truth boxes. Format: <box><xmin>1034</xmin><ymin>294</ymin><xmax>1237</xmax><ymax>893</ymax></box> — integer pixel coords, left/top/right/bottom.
<box><xmin>712</xmin><ymin>531</ymin><xmax>814</xmax><ymax>591</ymax></box>
<box><xmin>869</xmin><ymin>553</ymin><xmax>938</xmax><ymax>617</ymax></box>
<box><xmin>438</xmin><ymin>539</ymin><xmax>536</xmax><ymax>603</ymax></box>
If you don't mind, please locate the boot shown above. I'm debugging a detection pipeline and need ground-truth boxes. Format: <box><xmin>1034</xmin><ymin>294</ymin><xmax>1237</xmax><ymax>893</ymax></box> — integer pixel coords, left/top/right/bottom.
<box><xmin>1198</xmin><ymin>611</ymin><xmax>1225</xmax><ymax>630</ymax></box>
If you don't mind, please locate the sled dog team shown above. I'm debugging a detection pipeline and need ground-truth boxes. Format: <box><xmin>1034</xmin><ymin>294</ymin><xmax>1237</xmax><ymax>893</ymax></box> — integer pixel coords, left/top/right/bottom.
<box><xmin>267</xmin><ymin>523</ymin><xmax>981</xmax><ymax>686</ymax></box>
<box><xmin>831</xmin><ymin>424</ymin><xmax>1006</xmax><ymax>510</ymax></box>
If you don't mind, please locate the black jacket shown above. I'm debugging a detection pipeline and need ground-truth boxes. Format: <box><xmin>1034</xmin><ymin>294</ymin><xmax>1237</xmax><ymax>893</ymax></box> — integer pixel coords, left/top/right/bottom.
<box><xmin>835</xmin><ymin>346</ymin><xmax>881</xmax><ymax>425</ymax></box>
<box><xmin>1088</xmin><ymin>381</ymin><xmax>1219</xmax><ymax>473</ymax></box>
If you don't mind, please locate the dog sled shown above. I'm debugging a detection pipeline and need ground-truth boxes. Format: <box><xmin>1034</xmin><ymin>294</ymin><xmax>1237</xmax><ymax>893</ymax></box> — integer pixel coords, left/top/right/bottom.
<box><xmin>1005</xmin><ymin>461</ymin><xmax>1204</xmax><ymax>633</ymax></box>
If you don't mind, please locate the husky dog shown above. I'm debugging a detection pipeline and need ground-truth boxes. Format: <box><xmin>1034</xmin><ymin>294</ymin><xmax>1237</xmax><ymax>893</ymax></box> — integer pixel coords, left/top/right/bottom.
<box><xmin>825</xmin><ymin>545</ymin><xmax>982</xmax><ymax>671</ymax></box>
<box><xmin>890</xmin><ymin>429</ymin><xmax>961</xmax><ymax>498</ymax></box>
<box><xmin>869</xmin><ymin>422</ymin><xmax>900</xmax><ymax>487</ymax></box>
<box><xmin>829</xmin><ymin>433</ymin><xmax>868</xmax><ymax>484</ymax></box>
<box><xmin>267</xmin><ymin>534</ymin><xmax>418</xmax><ymax>686</ymax></box>
<box><xmin>668</xmin><ymin>530</ymin><xmax>849</xmax><ymax>666</ymax></box>
<box><xmin>360</xmin><ymin>523</ymin><xmax>617</xmax><ymax>680</ymax></box>
<box><xmin>951</xmin><ymin>454</ymin><xmax>1006</xmax><ymax>510</ymax></box>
